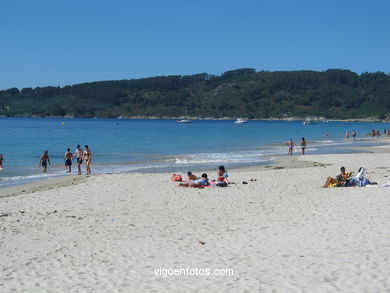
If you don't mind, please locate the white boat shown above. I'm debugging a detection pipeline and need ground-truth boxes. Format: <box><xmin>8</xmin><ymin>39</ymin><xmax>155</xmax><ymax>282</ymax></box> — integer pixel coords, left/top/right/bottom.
<box><xmin>234</xmin><ymin>118</ymin><xmax>247</xmax><ymax>124</ymax></box>
<box><xmin>303</xmin><ymin>118</ymin><xmax>318</xmax><ymax>125</ymax></box>
<box><xmin>177</xmin><ymin>119</ymin><xmax>192</xmax><ymax>123</ymax></box>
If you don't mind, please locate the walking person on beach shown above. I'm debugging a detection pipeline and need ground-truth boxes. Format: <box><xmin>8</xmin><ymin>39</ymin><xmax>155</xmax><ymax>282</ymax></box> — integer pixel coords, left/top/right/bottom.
<box><xmin>300</xmin><ymin>137</ymin><xmax>307</xmax><ymax>155</ymax></box>
<box><xmin>287</xmin><ymin>139</ymin><xmax>294</xmax><ymax>155</ymax></box>
<box><xmin>0</xmin><ymin>154</ymin><xmax>4</xmax><ymax>170</ymax></box>
<box><xmin>352</xmin><ymin>130</ymin><xmax>357</xmax><ymax>141</ymax></box>
<box><xmin>83</xmin><ymin>145</ymin><xmax>92</xmax><ymax>175</ymax></box>
<box><xmin>345</xmin><ymin>131</ymin><xmax>350</xmax><ymax>140</ymax></box>
<box><xmin>38</xmin><ymin>150</ymin><xmax>51</xmax><ymax>173</ymax></box>
<box><xmin>64</xmin><ymin>148</ymin><xmax>73</xmax><ymax>173</ymax></box>
<box><xmin>73</xmin><ymin>145</ymin><xmax>83</xmax><ymax>175</ymax></box>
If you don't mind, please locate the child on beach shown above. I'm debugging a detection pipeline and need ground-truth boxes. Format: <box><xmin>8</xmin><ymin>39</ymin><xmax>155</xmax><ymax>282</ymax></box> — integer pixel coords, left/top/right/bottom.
<box><xmin>64</xmin><ymin>148</ymin><xmax>73</xmax><ymax>173</ymax></box>
<box><xmin>287</xmin><ymin>139</ymin><xmax>294</xmax><ymax>155</ymax></box>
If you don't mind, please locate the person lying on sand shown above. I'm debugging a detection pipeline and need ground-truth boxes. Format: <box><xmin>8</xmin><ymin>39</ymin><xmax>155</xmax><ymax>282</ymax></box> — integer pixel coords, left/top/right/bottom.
<box><xmin>187</xmin><ymin>171</ymin><xmax>198</xmax><ymax>181</ymax></box>
<box><xmin>323</xmin><ymin>166</ymin><xmax>352</xmax><ymax>187</ymax></box>
<box><xmin>180</xmin><ymin>173</ymin><xmax>209</xmax><ymax>188</ymax></box>
<box><xmin>349</xmin><ymin>167</ymin><xmax>377</xmax><ymax>187</ymax></box>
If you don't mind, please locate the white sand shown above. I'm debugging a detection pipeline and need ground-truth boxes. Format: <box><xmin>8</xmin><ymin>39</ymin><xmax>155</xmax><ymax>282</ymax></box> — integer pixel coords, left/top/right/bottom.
<box><xmin>1</xmin><ymin>151</ymin><xmax>390</xmax><ymax>292</ymax></box>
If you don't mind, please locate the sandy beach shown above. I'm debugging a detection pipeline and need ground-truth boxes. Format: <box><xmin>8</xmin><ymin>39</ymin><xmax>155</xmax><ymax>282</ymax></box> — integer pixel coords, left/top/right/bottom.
<box><xmin>1</xmin><ymin>143</ymin><xmax>390</xmax><ymax>292</ymax></box>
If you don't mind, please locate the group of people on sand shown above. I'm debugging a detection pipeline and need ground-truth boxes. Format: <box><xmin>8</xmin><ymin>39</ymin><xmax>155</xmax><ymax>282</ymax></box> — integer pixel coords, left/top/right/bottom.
<box><xmin>323</xmin><ymin>166</ymin><xmax>375</xmax><ymax>188</ymax></box>
<box><xmin>286</xmin><ymin>137</ymin><xmax>307</xmax><ymax>155</ymax></box>
<box><xmin>345</xmin><ymin>130</ymin><xmax>357</xmax><ymax>141</ymax></box>
<box><xmin>179</xmin><ymin>166</ymin><xmax>229</xmax><ymax>188</ymax></box>
<box><xmin>38</xmin><ymin>145</ymin><xmax>92</xmax><ymax>175</ymax></box>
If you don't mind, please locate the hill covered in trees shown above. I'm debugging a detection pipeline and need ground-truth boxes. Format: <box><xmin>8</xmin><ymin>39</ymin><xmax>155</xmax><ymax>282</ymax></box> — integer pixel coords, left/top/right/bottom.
<box><xmin>1</xmin><ymin>69</ymin><xmax>389</xmax><ymax>119</ymax></box>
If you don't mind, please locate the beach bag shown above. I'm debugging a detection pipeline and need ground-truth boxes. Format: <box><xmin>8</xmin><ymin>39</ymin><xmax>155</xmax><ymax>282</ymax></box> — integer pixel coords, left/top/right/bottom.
<box><xmin>171</xmin><ymin>174</ymin><xmax>182</xmax><ymax>182</ymax></box>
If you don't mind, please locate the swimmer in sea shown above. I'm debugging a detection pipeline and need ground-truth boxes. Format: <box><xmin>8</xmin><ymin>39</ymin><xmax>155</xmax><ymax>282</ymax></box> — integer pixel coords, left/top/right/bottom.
<box><xmin>0</xmin><ymin>154</ymin><xmax>4</xmax><ymax>170</ymax></box>
<box><xmin>83</xmin><ymin>145</ymin><xmax>92</xmax><ymax>175</ymax></box>
<box><xmin>64</xmin><ymin>148</ymin><xmax>73</xmax><ymax>173</ymax></box>
<box><xmin>73</xmin><ymin>145</ymin><xmax>83</xmax><ymax>175</ymax></box>
<box><xmin>287</xmin><ymin>139</ymin><xmax>294</xmax><ymax>155</ymax></box>
<box><xmin>39</xmin><ymin>150</ymin><xmax>51</xmax><ymax>173</ymax></box>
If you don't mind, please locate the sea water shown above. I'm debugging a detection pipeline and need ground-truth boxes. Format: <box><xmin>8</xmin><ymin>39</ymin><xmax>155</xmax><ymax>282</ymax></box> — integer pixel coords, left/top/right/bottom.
<box><xmin>0</xmin><ymin>117</ymin><xmax>388</xmax><ymax>187</ymax></box>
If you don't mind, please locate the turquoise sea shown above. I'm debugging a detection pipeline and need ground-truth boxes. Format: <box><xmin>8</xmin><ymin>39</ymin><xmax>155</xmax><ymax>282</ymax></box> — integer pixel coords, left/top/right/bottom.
<box><xmin>0</xmin><ymin>117</ymin><xmax>388</xmax><ymax>187</ymax></box>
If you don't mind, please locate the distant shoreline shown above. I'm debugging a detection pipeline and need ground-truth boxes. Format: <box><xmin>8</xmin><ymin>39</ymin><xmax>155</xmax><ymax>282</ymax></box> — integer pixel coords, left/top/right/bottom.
<box><xmin>1</xmin><ymin>115</ymin><xmax>389</xmax><ymax>123</ymax></box>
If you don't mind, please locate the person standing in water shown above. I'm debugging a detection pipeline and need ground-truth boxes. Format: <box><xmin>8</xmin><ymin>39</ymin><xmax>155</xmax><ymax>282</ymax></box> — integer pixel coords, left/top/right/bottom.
<box><xmin>83</xmin><ymin>145</ymin><xmax>92</xmax><ymax>175</ymax></box>
<box><xmin>73</xmin><ymin>145</ymin><xmax>83</xmax><ymax>175</ymax></box>
<box><xmin>352</xmin><ymin>130</ymin><xmax>357</xmax><ymax>141</ymax></box>
<box><xmin>64</xmin><ymin>148</ymin><xmax>73</xmax><ymax>173</ymax></box>
<box><xmin>345</xmin><ymin>131</ymin><xmax>350</xmax><ymax>140</ymax></box>
<box><xmin>0</xmin><ymin>154</ymin><xmax>4</xmax><ymax>170</ymax></box>
<box><xmin>300</xmin><ymin>137</ymin><xmax>307</xmax><ymax>155</ymax></box>
<box><xmin>287</xmin><ymin>139</ymin><xmax>294</xmax><ymax>155</ymax></box>
<box><xmin>39</xmin><ymin>150</ymin><xmax>51</xmax><ymax>173</ymax></box>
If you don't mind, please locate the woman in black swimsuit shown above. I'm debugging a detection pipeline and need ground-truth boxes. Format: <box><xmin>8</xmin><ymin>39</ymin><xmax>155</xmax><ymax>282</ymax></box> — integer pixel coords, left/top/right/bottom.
<box><xmin>83</xmin><ymin>145</ymin><xmax>92</xmax><ymax>175</ymax></box>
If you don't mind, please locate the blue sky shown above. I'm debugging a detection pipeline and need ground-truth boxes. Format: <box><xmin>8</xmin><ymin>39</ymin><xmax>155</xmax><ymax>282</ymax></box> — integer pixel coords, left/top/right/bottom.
<box><xmin>0</xmin><ymin>0</ymin><xmax>389</xmax><ymax>89</ymax></box>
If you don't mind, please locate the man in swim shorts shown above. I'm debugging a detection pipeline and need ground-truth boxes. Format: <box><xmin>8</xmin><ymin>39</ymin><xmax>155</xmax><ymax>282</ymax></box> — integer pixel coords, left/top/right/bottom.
<box><xmin>39</xmin><ymin>150</ymin><xmax>51</xmax><ymax>173</ymax></box>
<box><xmin>73</xmin><ymin>144</ymin><xmax>83</xmax><ymax>175</ymax></box>
<box><xmin>64</xmin><ymin>148</ymin><xmax>73</xmax><ymax>173</ymax></box>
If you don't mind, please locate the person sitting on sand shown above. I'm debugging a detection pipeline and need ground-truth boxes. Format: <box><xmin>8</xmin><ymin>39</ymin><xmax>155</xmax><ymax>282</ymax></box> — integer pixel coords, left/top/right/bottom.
<box><xmin>180</xmin><ymin>173</ymin><xmax>209</xmax><ymax>188</ymax></box>
<box><xmin>39</xmin><ymin>150</ymin><xmax>51</xmax><ymax>173</ymax></box>
<box><xmin>323</xmin><ymin>166</ymin><xmax>352</xmax><ymax>187</ymax></box>
<box><xmin>187</xmin><ymin>171</ymin><xmax>198</xmax><ymax>181</ymax></box>
<box><xmin>215</xmin><ymin>165</ymin><xmax>229</xmax><ymax>187</ymax></box>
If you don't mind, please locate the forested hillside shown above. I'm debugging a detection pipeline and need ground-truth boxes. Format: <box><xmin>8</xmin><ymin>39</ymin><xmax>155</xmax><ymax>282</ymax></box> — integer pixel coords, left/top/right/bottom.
<box><xmin>1</xmin><ymin>69</ymin><xmax>389</xmax><ymax>119</ymax></box>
